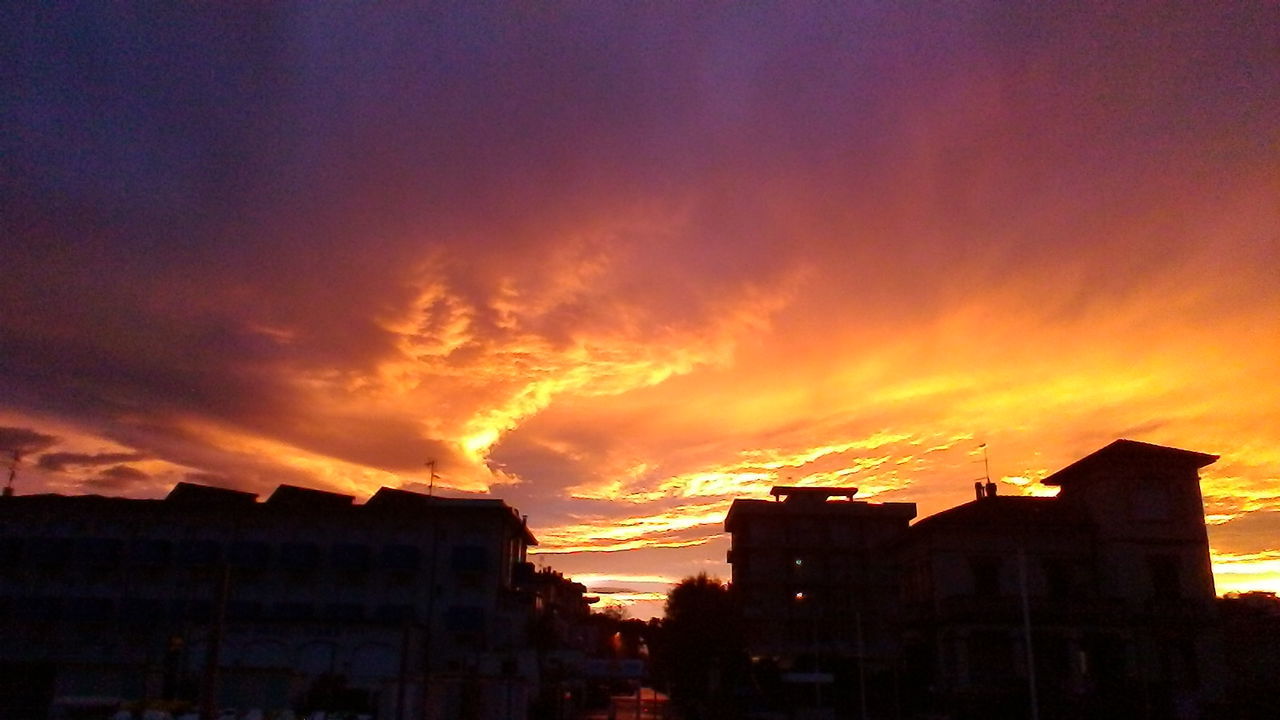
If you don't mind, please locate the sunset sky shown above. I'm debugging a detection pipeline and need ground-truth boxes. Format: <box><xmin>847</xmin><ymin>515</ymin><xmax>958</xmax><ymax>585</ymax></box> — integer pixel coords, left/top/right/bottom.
<box><xmin>3</xmin><ymin>2</ymin><xmax>1277</xmax><ymax>619</ymax></box>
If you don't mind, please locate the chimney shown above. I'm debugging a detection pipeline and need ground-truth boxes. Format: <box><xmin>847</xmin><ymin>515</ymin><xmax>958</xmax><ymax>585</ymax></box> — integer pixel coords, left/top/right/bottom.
<box><xmin>974</xmin><ymin>481</ymin><xmax>985</xmax><ymax>501</ymax></box>
<box><xmin>984</xmin><ymin>481</ymin><xmax>997</xmax><ymax>498</ymax></box>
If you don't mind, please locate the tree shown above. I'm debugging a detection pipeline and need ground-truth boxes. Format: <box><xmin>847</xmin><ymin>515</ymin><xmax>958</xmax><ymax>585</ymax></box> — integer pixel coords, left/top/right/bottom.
<box><xmin>655</xmin><ymin>573</ymin><xmax>744</xmax><ymax>718</ymax></box>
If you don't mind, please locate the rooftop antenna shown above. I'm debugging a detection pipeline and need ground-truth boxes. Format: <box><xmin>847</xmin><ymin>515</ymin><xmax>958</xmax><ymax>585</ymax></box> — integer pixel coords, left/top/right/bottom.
<box><xmin>425</xmin><ymin>459</ymin><xmax>441</xmax><ymax>497</ymax></box>
<box><xmin>979</xmin><ymin>443</ymin><xmax>997</xmax><ymax>499</ymax></box>
<box><xmin>4</xmin><ymin>450</ymin><xmax>19</xmax><ymax>498</ymax></box>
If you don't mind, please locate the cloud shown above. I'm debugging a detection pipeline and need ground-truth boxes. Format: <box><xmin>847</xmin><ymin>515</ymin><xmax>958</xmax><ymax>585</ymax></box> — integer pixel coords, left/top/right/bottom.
<box><xmin>1</xmin><ymin>2</ymin><xmax>1277</xmax><ymax>614</ymax></box>
<box><xmin>1210</xmin><ymin>512</ymin><xmax>1280</xmax><ymax>555</ymax></box>
<box><xmin>0</xmin><ymin>426</ymin><xmax>58</xmax><ymax>455</ymax></box>
<box><xmin>82</xmin><ymin>464</ymin><xmax>151</xmax><ymax>492</ymax></box>
<box><xmin>37</xmin><ymin>451</ymin><xmax>148</xmax><ymax>472</ymax></box>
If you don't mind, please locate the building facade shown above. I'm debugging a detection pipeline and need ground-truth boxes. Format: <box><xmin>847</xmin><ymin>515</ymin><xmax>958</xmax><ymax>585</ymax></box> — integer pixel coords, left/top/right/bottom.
<box><xmin>899</xmin><ymin>440</ymin><xmax>1223</xmax><ymax>719</ymax></box>
<box><xmin>0</xmin><ymin>481</ymin><xmax>540</xmax><ymax>720</ymax></box>
<box><xmin>726</xmin><ymin>440</ymin><xmax>1226</xmax><ymax>719</ymax></box>
<box><xmin>725</xmin><ymin>486</ymin><xmax>917</xmax><ymax>713</ymax></box>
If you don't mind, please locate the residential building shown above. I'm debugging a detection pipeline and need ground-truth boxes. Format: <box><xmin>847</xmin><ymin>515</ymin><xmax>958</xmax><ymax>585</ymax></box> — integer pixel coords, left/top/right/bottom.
<box><xmin>726</xmin><ymin>439</ymin><xmax>1226</xmax><ymax>719</ymax></box>
<box><xmin>899</xmin><ymin>440</ymin><xmax>1223</xmax><ymax>718</ymax></box>
<box><xmin>0</xmin><ymin>481</ymin><xmax>539</xmax><ymax>720</ymax></box>
<box><xmin>725</xmin><ymin>486</ymin><xmax>917</xmax><ymax>713</ymax></box>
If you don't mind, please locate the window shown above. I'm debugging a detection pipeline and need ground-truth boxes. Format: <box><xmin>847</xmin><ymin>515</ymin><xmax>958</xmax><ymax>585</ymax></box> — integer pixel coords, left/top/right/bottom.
<box><xmin>331</xmin><ymin>543</ymin><xmax>372</xmax><ymax>571</ymax></box>
<box><xmin>228</xmin><ymin>541</ymin><xmax>272</xmax><ymax>569</ymax></box>
<box><xmin>969</xmin><ymin>557</ymin><xmax>1002</xmax><ymax>597</ymax></box>
<box><xmin>381</xmin><ymin>544</ymin><xmax>421</xmax><ymax>571</ymax></box>
<box><xmin>450</xmin><ymin>545</ymin><xmax>490</xmax><ymax>573</ymax></box>
<box><xmin>451</xmin><ymin>545</ymin><xmax>489</xmax><ymax>588</ymax></box>
<box><xmin>177</xmin><ymin>540</ymin><xmax>222</xmax><ymax>566</ymax></box>
<box><xmin>1133</xmin><ymin>479</ymin><xmax>1174</xmax><ymax>521</ymax></box>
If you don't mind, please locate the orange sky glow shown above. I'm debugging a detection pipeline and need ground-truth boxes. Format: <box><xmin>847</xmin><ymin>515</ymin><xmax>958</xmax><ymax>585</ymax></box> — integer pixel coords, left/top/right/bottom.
<box><xmin>3</xmin><ymin>3</ymin><xmax>1277</xmax><ymax>619</ymax></box>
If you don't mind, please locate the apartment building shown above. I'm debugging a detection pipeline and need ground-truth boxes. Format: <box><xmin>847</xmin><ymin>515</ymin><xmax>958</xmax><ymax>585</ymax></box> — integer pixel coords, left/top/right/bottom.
<box><xmin>726</xmin><ymin>440</ymin><xmax>1225</xmax><ymax>719</ymax></box>
<box><xmin>0</xmin><ymin>481</ymin><xmax>539</xmax><ymax>720</ymax></box>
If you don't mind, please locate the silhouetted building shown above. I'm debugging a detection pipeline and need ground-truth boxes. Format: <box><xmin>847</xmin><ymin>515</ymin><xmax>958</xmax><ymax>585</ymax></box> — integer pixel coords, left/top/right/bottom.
<box><xmin>0</xmin><ymin>481</ymin><xmax>540</xmax><ymax>720</ymax></box>
<box><xmin>727</xmin><ymin>440</ymin><xmax>1227</xmax><ymax>719</ymax></box>
<box><xmin>725</xmin><ymin>486</ymin><xmax>917</xmax><ymax>713</ymax></box>
<box><xmin>899</xmin><ymin>440</ymin><xmax>1223</xmax><ymax>719</ymax></box>
<box><xmin>521</xmin><ymin>568</ymin><xmax>596</xmax><ymax>719</ymax></box>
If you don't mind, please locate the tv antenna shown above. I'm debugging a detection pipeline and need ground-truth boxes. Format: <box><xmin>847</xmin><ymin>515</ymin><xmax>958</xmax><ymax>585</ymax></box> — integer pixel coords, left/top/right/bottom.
<box><xmin>4</xmin><ymin>450</ymin><xmax>19</xmax><ymax>498</ymax></box>
<box><xmin>972</xmin><ymin>443</ymin><xmax>997</xmax><ymax>499</ymax></box>
<box><xmin>425</xmin><ymin>459</ymin><xmax>441</xmax><ymax>497</ymax></box>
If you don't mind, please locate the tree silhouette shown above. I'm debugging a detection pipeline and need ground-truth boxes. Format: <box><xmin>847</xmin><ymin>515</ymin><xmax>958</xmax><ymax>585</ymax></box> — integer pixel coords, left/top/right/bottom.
<box><xmin>656</xmin><ymin>573</ymin><xmax>744</xmax><ymax>719</ymax></box>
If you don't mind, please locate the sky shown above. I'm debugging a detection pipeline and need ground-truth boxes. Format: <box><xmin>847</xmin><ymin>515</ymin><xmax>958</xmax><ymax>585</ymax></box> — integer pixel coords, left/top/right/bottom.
<box><xmin>2</xmin><ymin>2</ymin><xmax>1277</xmax><ymax>619</ymax></box>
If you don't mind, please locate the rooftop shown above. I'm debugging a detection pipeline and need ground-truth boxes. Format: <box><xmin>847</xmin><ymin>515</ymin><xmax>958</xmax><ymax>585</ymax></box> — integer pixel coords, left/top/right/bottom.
<box><xmin>0</xmin><ymin>482</ymin><xmax>537</xmax><ymax>544</ymax></box>
<box><xmin>909</xmin><ymin>495</ymin><xmax>1088</xmax><ymax>534</ymax></box>
<box><xmin>1043</xmin><ymin>439</ymin><xmax>1217</xmax><ymax>486</ymax></box>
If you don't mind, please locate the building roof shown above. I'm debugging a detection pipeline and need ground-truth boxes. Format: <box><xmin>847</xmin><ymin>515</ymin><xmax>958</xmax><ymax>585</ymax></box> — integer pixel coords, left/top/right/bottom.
<box><xmin>2</xmin><ymin>482</ymin><xmax>538</xmax><ymax>544</ymax></box>
<box><xmin>725</xmin><ymin>495</ymin><xmax>917</xmax><ymax>532</ymax></box>
<box><xmin>365</xmin><ymin>487</ymin><xmax>538</xmax><ymax>544</ymax></box>
<box><xmin>266</xmin><ymin>484</ymin><xmax>355</xmax><ymax>509</ymax></box>
<box><xmin>165</xmin><ymin>481</ymin><xmax>258</xmax><ymax>507</ymax></box>
<box><xmin>770</xmin><ymin>486</ymin><xmax>859</xmax><ymax>502</ymax></box>
<box><xmin>909</xmin><ymin>495</ymin><xmax>1088</xmax><ymax>535</ymax></box>
<box><xmin>1042</xmin><ymin>439</ymin><xmax>1217</xmax><ymax>487</ymax></box>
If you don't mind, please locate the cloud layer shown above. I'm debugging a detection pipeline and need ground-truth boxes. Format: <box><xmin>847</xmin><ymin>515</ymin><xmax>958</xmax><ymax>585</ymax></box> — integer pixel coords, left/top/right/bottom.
<box><xmin>3</xmin><ymin>3</ymin><xmax>1277</xmax><ymax>614</ymax></box>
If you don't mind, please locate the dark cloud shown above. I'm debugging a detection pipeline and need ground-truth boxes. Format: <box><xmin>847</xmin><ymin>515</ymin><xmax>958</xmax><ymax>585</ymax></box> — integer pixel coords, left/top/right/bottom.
<box><xmin>0</xmin><ymin>426</ymin><xmax>58</xmax><ymax>455</ymax></box>
<box><xmin>37</xmin><ymin>451</ymin><xmax>148</xmax><ymax>473</ymax></box>
<box><xmin>99</xmin><ymin>464</ymin><xmax>149</xmax><ymax>481</ymax></box>
<box><xmin>183</xmin><ymin>472</ymin><xmax>234</xmax><ymax>487</ymax></box>
<box><xmin>588</xmin><ymin>587</ymin><xmax>637</xmax><ymax>596</ymax></box>
<box><xmin>1210</xmin><ymin>512</ymin><xmax>1280</xmax><ymax>555</ymax></box>
<box><xmin>82</xmin><ymin>464</ymin><xmax>151</xmax><ymax>491</ymax></box>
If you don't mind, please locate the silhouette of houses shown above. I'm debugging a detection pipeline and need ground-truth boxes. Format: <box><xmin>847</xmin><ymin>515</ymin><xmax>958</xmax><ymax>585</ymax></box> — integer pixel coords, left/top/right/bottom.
<box><xmin>0</xmin><ymin>481</ymin><xmax>546</xmax><ymax>720</ymax></box>
<box><xmin>726</xmin><ymin>440</ymin><xmax>1226</xmax><ymax>719</ymax></box>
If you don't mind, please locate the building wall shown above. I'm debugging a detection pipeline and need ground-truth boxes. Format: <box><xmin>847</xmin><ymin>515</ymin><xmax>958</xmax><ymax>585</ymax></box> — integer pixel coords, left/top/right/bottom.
<box><xmin>0</xmin><ymin>485</ymin><xmax>538</xmax><ymax>719</ymax></box>
<box><xmin>727</xmin><ymin>496</ymin><xmax>916</xmax><ymax>661</ymax></box>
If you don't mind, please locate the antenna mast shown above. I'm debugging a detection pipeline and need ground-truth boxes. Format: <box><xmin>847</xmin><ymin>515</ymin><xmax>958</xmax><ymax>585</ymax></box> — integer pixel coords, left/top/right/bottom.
<box><xmin>425</xmin><ymin>459</ymin><xmax>441</xmax><ymax>497</ymax></box>
<box><xmin>4</xmin><ymin>450</ymin><xmax>19</xmax><ymax>498</ymax></box>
